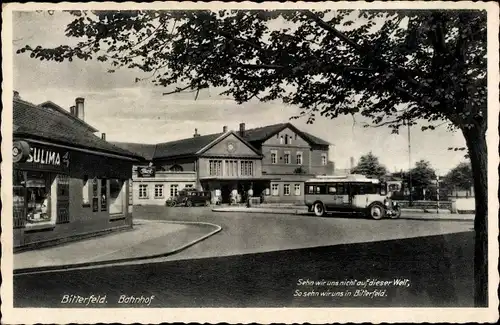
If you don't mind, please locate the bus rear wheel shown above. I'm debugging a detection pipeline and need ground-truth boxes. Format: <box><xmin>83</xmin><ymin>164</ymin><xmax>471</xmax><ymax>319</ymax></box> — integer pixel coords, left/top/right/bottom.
<box><xmin>313</xmin><ymin>202</ymin><xmax>326</xmax><ymax>217</ymax></box>
<box><xmin>368</xmin><ymin>203</ymin><xmax>385</xmax><ymax>220</ymax></box>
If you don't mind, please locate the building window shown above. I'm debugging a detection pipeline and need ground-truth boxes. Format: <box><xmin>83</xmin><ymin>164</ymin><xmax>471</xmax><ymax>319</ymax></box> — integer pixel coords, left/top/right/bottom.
<box><xmin>82</xmin><ymin>176</ymin><xmax>90</xmax><ymax>206</ymax></box>
<box><xmin>284</xmin><ymin>184</ymin><xmax>291</xmax><ymax>196</ymax></box>
<box><xmin>285</xmin><ymin>135</ymin><xmax>289</xmax><ymax>144</ymax></box>
<box><xmin>225</xmin><ymin>160</ymin><xmax>238</xmax><ymax>177</ymax></box>
<box><xmin>284</xmin><ymin>152</ymin><xmax>290</xmax><ymax>164</ymax></box>
<box><xmin>13</xmin><ymin>170</ymin><xmax>26</xmax><ymax>228</ymax></box>
<box><xmin>271</xmin><ymin>184</ymin><xmax>279</xmax><ymax>196</ymax></box>
<box><xmin>241</xmin><ymin>161</ymin><xmax>254</xmax><ymax>176</ymax></box>
<box><xmin>271</xmin><ymin>151</ymin><xmax>277</xmax><ymax>164</ymax></box>
<box><xmin>154</xmin><ymin>184</ymin><xmax>164</xmax><ymax>199</ymax></box>
<box><xmin>92</xmin><ymin>178</ymin><xmax>99</xmax><ymax>211</ymax></box>
<box><xmin>280</xmin><ymin>136</ymin><xmax>284</xmax><ymax>144</ymax></box>
<box><xmin>296</xmin><ymin>152</ymin><xmax>303</xmax><ymax>165</ymax></box>
<box><xmin>170</xmin><ymin>184</ymin><xmax>179</xmax><ymax>197</ymax></box>
<box><xmin>101</xmin><ymin>179</ymin><xmax>108</xmax><ymax>211</ymax></box>
<box><xmin>56</xmin><ymin>174</ymin><xmax>70</xmax><ymax>224</ymax></box>
<box><xmin>321</xmin><ymin>154</ymin><xmax>327</xmax><ymax>165</ymax></box>
<box><xmin>209</xmin><ymin>160</ymin><xmax>222</xmax><ymax>176</ymax></box>
<box><xmin>139</xmin><ymin>184</ymin><xmax>148</xmax><ymax>199</ymax></box>
<box><xmin>25</xmin><ymin>171</ymin><xmax>55</xmax><ymax>225</ymax></box>
<box><xmin>110</xmin><ymin>179</ymin><xmax>125</xmax><ymax>214</ymax></box>
<box><xmin>294</xmin><ymin>184</ymin><xmax>301</xmax><ymax>196</ymax></box>
<box><xmin>185</xmin><ymin>184</ymin><xmax>194</xmax><ymax>189</ymax></box>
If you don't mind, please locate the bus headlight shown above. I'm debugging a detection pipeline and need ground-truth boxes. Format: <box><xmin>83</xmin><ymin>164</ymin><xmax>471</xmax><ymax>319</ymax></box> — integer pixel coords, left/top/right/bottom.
<box><xmin>384</xmin><ymin>200</ymin><xmax>390</xmax><ymax>207</ymax></box>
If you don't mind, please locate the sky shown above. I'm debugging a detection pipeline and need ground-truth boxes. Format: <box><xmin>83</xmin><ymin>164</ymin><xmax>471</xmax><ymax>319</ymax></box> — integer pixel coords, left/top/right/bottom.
<box><xmin>11</xmin><ymin>11</ymin><xmax>469</xmax><ymax>174</ymax></box>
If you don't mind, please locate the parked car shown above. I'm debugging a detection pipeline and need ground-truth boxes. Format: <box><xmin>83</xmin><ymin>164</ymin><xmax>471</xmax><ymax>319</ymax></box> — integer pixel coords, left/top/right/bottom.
<box><xmin>166</xmin><ymin>189</ymin><xmax>211</xmax><ymax>207</ymax></box>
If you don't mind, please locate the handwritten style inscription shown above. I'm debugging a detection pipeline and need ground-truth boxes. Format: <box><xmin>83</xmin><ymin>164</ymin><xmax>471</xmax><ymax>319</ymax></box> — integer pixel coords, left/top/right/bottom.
<box><xmin>294</xmin><ymin>278</ymin><xmax>411</xmax><ymax>299</ymax></box>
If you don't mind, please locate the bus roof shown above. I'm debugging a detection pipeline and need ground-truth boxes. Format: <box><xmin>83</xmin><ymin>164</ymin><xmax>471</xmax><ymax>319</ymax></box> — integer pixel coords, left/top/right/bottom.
<box><xmin>306</xmin><ymin>174</ymin><xmax>380</xmax><ymax>184</ymax></box>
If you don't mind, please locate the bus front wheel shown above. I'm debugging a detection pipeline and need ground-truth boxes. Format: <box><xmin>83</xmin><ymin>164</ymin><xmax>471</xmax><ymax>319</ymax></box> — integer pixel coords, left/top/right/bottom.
<box><xmin>368</xmin><ymin>203</ymin><xmax>385</xmax><ymax>220</ymax></box>
<box><xmin>313</xmin><ymin>202</ymin><xmax>326</xmax><ymax>217</ymax></box>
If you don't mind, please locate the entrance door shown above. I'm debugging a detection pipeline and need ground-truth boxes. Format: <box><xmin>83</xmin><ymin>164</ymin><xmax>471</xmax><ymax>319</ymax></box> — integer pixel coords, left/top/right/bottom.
<box><xmin>221</xmin><ymin>183</ymin><xmax>231</xmax><ymax>203</ymax></box>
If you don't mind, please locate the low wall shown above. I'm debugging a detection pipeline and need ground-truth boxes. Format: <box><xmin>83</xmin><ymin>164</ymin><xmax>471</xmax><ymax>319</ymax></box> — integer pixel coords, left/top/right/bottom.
<box><xmin>395</xmin><ymin>199</ymin><xmax>475</xmax><ymax>213</ymax></box>
<box><xmin>395</xmin><ymin>200</ymin><xmax>453</xmax><ymax>210</ymax></box>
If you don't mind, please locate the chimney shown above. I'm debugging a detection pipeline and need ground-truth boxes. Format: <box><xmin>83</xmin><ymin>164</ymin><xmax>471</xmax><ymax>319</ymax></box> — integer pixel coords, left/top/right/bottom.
<box><xmin>193</xmin><ymin>128</ymin><xmax>200</xmax><ymax>137</ymax></box>
<box><xmin>13</xmin><ymin>91</ymin><xmax>20</xmax><ymax>99</ymax></box>
<box><xmin>101</xmin><ymin>133</ymin><xmax>106</xmax><ymax>140</ymax></box>
<box><xmin>75</xmin><ymin>97</ymin><xmax>85</xmax><ymax>121</ymax></box>
<box><xmin>223</xmin><ymin>125</ymin><xmax>228</xmax><ymax>133</ymax></box>
<box><xmin>70</xmin><ymin>106</ymin><xmax>76</xmax><ymax>116</ymax></box>
<box><xmin>239</xmin><ymin>123</ymin><xmax>245</xmax><ymax>137</ymax></box>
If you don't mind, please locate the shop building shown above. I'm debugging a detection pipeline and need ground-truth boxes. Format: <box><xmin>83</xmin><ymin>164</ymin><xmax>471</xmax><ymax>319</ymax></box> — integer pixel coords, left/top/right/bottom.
<box><xmin>12</xmin><ymin>95</ymin><xmax>143</xmax><ymax>250</ymax></box>
<box><xmin>114</xmin><ymin>123</ymin><xmax>334</xmax><ymax>205</ymax></box>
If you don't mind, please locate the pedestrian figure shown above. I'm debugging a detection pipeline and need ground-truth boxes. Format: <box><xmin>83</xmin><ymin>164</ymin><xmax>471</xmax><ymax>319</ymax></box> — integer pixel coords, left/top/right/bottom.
<box><xmin>247</xmin><ymin>186</ymin><xmax>254</xmax><ymax>208</ymax></box>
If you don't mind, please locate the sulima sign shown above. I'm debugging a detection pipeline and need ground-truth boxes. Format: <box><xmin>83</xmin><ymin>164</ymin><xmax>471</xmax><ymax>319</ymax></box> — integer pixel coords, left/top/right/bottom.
<box><xmin>13</xmin><ymin>141</ymin><xmax>70</xmax><ymax>168</ymax></box>
<box><xmin>27</xmin><ymin>147</ymin><xmax>69</xmax><ymax>167</ymax></box>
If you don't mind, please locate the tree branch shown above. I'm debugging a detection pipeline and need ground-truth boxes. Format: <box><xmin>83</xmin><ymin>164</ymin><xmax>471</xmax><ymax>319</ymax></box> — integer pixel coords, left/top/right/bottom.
<box><xmin>362</xmin><ymin>119</ymin><xmax>401</xmax><ymax>128</ymax></box>
<box><xmin>304</xmin><ymin>10</ymin><xmax>433</xmax><ymax>98</ymax></box>
<box><xmin>162</xmin><ymin>84</ymin><xmax>194</xmax><ymax>95</ymax></box>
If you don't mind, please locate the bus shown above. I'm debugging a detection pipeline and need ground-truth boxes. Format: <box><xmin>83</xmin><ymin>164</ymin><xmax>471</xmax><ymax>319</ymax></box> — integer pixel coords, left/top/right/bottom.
<box><xmin>304</xmin><ymin>174</ymin><xmax>401</xmax><ymax>220</ymax></box>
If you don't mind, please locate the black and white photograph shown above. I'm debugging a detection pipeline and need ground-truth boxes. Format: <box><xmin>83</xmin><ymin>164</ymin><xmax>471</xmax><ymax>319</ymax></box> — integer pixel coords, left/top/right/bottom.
<box><xmin>1</xmin><ymin>2</ymin><xmax>499</xmax><ymax>324</ymax></box>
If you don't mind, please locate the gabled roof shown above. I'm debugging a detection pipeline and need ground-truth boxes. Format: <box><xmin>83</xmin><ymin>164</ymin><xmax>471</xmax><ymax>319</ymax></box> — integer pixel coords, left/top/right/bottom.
<box><xmin>243</xmin><ymin>122</ymin><xmax>330</xmax><ymax>146</ymax></box>
<box><xmin>38</xmin><ymin>100</ymin><xmax>99</xmax><ymax>133</ymax></box>
<box><xmin>13</xmin><ymin>98</ymin><xmax>143</xmax><ymax>160</ymax></box>
<box><xmin>112</xmin><ymin>123</ymin><xmax>330</xmax><ymax>160</ymax></box>
<box><xmin>154</xmin><ymin>132</ymin><xmax>223</xmax><ymax>159</ymax></box>
<box><xmin>109</xmin><ymin>142</ymin><xmax>157</xmax><ymax>161</ymax></box>
<box><xmin>154</xmin><ymin>130</ymin><xmax>262</xmax><ymax>159</ymax></box>
<box><xmin>196</xmin><ymin>131</ymin><xmax>263</xmax><ymax>157</ymax></box>
<box><xmin>113</xmin><ymin>131</ymin><xmax>263</xmax><ymax>161</ymax></box>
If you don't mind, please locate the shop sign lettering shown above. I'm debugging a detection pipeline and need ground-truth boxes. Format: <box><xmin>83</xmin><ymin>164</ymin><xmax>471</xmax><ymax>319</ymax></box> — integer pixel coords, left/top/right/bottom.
<box><xmin>26</xmin><ymin>146</ymin><xmax>70</xmax><ymax>167</ymax></box>
<box><xmin>138</xmin><ymin>166</ymin><xmax>155</xmax><ymax>177</ymax></box>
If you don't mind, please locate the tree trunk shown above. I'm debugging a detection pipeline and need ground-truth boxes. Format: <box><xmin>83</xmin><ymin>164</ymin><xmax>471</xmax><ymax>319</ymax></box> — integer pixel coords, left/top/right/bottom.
<box><xmin>462</xmin><ymin>126</ymin><xmax>488</xmax><ymax>307</ymax></box>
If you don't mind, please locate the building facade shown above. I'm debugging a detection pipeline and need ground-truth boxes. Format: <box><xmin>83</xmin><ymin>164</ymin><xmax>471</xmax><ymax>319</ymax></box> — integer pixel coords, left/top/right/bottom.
<box><xmin>114</xmin><ymin>123</ymin><xmax>334</xmax><ymax>205</ymax></box>
<box><xmin>12</xmin><ymin>95</ymin><xmax>142</xmax><ymax>251</ymax></box>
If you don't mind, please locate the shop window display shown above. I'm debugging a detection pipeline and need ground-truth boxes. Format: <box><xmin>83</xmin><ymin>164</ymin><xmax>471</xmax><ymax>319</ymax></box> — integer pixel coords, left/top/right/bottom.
<box><xmin>101</xmin><ymin>179</ymin><xmax>108</xmax><ymax>211</ymax></box>
<box><xmin>109</xmin><ymin>179</ymin><xmax>125</xmax><ymax>215</ymax></box>
<box><xmin>13</xmin><ymin>170</ymin><xmax>26</xmax><ymax>228</ymax></box>
<box><xmin>26</xmin><ymin>171</ymin><xmax>54</xmax><ymax>224</ymax></box>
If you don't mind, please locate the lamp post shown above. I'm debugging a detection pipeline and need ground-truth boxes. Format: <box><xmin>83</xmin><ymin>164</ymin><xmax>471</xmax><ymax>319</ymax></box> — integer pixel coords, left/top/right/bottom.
<box><xmin>436</xmin><ymin>173</ymin><xmax>440</xmax><ymax>214</ymax></box>
<box><xmin>407</xmin><ymin>121</ymin><xmax>413</xmax><ymax>207</ymax></box>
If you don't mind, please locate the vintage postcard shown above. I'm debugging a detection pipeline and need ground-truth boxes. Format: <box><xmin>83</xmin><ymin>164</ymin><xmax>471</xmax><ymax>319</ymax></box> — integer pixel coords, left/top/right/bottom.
<box><xmin>1</xmin><ymin>1</ymin><xmax>499</xmax><ymax>324</ymax></box>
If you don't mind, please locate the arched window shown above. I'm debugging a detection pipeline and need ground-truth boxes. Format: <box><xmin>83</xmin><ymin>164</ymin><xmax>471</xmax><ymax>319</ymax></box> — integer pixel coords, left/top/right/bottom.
<box><xmin>285</xmin><ymin>135</ymin><xmax>289</xmax><ymax>144</ymax></box>
<box><xmin>169</xmin><ymin>165</ymin><xmax>183</xmax><ymax>172</ymax></box>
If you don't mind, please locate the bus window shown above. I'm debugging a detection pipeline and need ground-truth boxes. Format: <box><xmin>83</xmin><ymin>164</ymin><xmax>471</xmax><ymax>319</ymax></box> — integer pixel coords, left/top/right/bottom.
<box><xmin>307</xmin><ymin>185</ymin><xmax>314</xmax><ymax>194</ymax></box>
<box><xmin>328</xmin><ymin>186</ymin><xmax>336</xmax><ymax>194</ymax></box>
<box><xmin>379</xmin><ymin>182</ymin><xmax>387</xmax><ymax>196</ymax></box>
<box><xmin>350</xmin><ymin>183</ymin><xmax>362</xmax><ymax>195</ymax></box>
<box><xmin>315</xmin><ymin>185</ymin><xmax>326</xmax><ymax>194</ymax></box>
<box><xmin>337</xmin><ymin>183</ymin><xmax>346</xmax><ymax>195</ymax></box>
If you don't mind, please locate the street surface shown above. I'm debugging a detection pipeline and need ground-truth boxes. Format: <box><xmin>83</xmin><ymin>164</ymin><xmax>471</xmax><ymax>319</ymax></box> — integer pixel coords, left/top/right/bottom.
<box><xmin>129</xmin><ymin>206</ymin><xmax>472</xmax><ymax>263</ymax></box>
<box><xmin>14</xmin><ymin>206</ymin><xmax>474</xmax><ymax>308</ymax></box>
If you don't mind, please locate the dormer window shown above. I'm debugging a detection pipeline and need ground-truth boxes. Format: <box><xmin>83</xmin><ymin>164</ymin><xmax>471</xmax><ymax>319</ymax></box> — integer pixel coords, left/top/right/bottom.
<box><xmin>170</xmin><ymin>165</ymin><xmax>183</xmax><ymax>172</ymax></box>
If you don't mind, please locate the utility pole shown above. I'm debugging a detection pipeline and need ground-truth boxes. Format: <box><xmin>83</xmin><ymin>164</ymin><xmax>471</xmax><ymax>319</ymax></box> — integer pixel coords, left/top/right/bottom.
<box><xmin>436</xmin><ymin>173</ymin><xmax>440</xmax><ymax>214</ymax></box>
<box><xmin>408</xmin><ymin>121</ymin><xmax>413</xmax><ymax>207</ymax></box>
